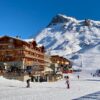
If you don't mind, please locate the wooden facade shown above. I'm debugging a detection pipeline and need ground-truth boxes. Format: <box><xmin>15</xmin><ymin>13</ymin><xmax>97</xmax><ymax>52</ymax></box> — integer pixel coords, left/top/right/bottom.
<box><xmin>50</xmin><ymin>55</ymin><xmax>71</xmax><ymax>65</ymax></box>
<box><xmin>0</xmin><ymin>36</ymin><xmax>45</xmax><ymax>71</ymax></box>
<box><xmin>50</xmin><ymin>55</ymin><xmax>72</xmax><ymax>73</ymax></box>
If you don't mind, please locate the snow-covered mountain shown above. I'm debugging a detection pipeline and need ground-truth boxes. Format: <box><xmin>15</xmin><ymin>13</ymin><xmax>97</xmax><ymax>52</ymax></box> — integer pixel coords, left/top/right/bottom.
<box><xmin>35</xmin><ymin>14</ymin><xmax>100</xmax><ymax>69</ymax></box>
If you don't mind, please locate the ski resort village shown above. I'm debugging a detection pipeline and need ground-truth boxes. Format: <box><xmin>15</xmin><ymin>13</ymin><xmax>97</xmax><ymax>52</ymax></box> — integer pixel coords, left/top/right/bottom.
<box><xmin>0</xmin><ymin>35</ymin><xmax>72</xmax><ymax>82</ymax></box>
<box><xmin>0</xmin><ymin>0</ymin><xmax>100</xmax><ymax>99</ymax></box>
<box><xmin>0</xmin><ymin>14</ymin><xmax>100</xmax><ymax>100</ymax></box>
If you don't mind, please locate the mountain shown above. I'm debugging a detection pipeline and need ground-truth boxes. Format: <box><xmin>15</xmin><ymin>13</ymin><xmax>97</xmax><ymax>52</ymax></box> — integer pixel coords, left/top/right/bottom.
<box><xmin>35</xmin><ymin>14</ymin><xmax>100</xmax><ymax>69</ymax></box>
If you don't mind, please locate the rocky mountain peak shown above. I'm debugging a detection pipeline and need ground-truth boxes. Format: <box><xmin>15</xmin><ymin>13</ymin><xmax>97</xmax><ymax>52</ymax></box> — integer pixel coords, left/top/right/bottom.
<box><xmin>48</xmin><ymin>14</ymin><xmax>77</xmax><ymax>27</ymax></box>
<box><xmin>35</xmin><ymin>14</ymin><xmax>100</xmax><ymax>68</ymax></box>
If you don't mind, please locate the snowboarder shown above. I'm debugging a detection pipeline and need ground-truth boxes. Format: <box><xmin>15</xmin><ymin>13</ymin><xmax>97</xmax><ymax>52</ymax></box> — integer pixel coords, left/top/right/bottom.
<box><xmin>65</xmin><ymin>76</ymin><xmax>70</xmax><ymax>89</ymax></box>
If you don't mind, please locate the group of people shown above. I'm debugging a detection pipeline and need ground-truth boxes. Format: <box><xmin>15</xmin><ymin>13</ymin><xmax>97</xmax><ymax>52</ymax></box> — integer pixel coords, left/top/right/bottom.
<box><xmin>26</xmin><ymin>73</ymin><xmax>47</xmax><ymax>88</ymax></box>
<box><xmin>26</xmin><ymin>73</ymin><xmax>80</xmax><ymax>89</ymax></box>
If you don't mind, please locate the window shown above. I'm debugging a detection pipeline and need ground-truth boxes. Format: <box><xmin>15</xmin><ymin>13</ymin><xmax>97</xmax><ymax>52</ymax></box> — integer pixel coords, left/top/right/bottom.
<box><xmin>8</xmin><ymin>45</ymin><xmax>14</xmax><ymax>49</ymax></box>
<box><xmin>9</xmin><ymin>39</ymin><xmax>13</xmax><ymax>42</ymax></box>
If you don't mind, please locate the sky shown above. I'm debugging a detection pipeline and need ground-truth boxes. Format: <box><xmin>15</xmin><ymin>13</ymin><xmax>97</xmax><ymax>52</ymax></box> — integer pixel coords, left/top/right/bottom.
<box><xmin>0</xmin><ymin>0</ymin><xmax>100</xmax><ymax>39</ymax></box>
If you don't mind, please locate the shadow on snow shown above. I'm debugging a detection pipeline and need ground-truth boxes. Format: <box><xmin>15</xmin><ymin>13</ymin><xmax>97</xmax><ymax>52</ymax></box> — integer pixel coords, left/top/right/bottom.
<box><xmin>73</xmin><ymin>91</ymin><xmax>100</xmax><ymax>100</ymax></box>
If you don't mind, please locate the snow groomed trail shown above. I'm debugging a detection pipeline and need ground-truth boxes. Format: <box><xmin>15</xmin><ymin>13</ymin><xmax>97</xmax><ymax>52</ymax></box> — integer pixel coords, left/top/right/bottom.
<box><xmin>0</xmin><ymin>75</ymin><xmax>100</xmax><ymax>100</ymax></box>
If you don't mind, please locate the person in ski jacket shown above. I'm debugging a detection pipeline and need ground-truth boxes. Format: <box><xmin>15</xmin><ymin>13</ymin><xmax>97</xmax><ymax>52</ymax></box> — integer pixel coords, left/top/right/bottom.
<box><xmin>77</xmin><ymin>75</ymin><xmax>79</xmax><ymax>79</ymax></box>
<box><xmin>65</xmin><ymin>76</ymin><xmax>70</xmax><ymax>89</ymax></box>
<box><xmin>26</xmin><ymin>73</ymin><xmax>31</xmax><ymax>88</ymax></box>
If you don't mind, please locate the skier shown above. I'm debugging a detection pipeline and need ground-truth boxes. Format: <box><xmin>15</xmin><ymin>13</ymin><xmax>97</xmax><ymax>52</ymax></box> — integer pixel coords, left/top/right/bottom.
<box><xmin>26</xmin><ymin>73</ymin><xmax>31</xmax><ymax>88</ymax></box>
<box><xmin>65</xmin><ymin>76</ymin><xmax>70</xmax><ymax>89</ymax></box>
<box><xmin>77</xmin><ymin>75</ymin><xmax>79</xmax><ymax>79</ymax></box>
<box><xmin>26</xmin><ymin>79</ymin><xmax>31</xmax><ymax>88</ymax></box>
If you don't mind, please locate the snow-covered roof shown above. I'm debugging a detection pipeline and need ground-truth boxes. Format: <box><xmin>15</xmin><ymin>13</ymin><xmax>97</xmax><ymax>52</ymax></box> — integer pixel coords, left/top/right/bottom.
<box><xmin>37</xmin><ymin>44</ymin><xmax>43</xmax><ymax>47</ymax></box>
<box><xmin>23</xmin><ymin>38</ymin><xmax>35</xmax><ymax>42</ymax></box>
<box><xmin>0</xmin><ymin>35</ymin><xmax>28</xmax><ymax>43</ymax></box>
<box><xmin>24</xmin><ymin>38</ymin><xmax>44</xmax><ymax>47</ymax></box>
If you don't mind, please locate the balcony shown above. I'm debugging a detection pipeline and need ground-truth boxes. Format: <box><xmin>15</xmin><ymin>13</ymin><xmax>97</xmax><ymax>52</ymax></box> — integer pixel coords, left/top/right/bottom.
<box><xmin>0</xmin><ymin>47</ymin><xmax>24</xmax><ymax>51</ymax></box>
<box><xmin>23</xmin><ymin>46</ymin><xmax>44</xmax><ymax>55</ymax></box>
<box><xmin>0</xmin><ymin>41</ymin><xmax>12</xmax><ymax>45</ymax></box>
<box><xmin>24</xmin><ymin>54</ymin><xmax>35</xmax><ymax>59</ymax></box>
<box><xmin>23</xmin><ymin>54</ymin><xmax>44</xmax><ymax>61</ymax></box>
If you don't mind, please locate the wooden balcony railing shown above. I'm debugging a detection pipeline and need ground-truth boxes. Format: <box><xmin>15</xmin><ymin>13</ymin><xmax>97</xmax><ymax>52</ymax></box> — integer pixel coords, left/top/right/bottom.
<box><xmin>23</xmin><ymin>54</ymin><xmax>44</xmax><ymax>61</ymax></box>
<box><xmin>23</xmin><ymin>46</ymin><xmax>44</xmax><ymax>55</ymax></box>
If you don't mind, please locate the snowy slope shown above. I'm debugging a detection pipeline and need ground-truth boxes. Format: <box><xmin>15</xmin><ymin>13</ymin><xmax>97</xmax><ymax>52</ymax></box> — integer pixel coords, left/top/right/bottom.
<box><xmin>1</xmin><ymin>75</ymin><xmax>100</xmax><ymax>100</ymax></box>
<box><xmin>35</xmin><ymin>14</ymin><xmax>100</xmax><ymax>69</ymax></box>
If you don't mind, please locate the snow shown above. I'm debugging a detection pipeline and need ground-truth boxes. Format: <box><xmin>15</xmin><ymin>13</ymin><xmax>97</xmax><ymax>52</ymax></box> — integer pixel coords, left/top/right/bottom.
<box><xmin>35</xmin><ymin>14</ymin><xmax>100</xmax><ymax>72</ymax></box>
<box><xmin>37</xmin><ymin>44</ymin><xmax>43</xmax><ymax>47</ymax></box>
<box><xmin>1</xmin><ymin>74</ymin><xmax>100</xmax><ymax>100</ymax></box>
<box><xmin>57</xmin><ymin>14</ymin><xmax>78</xmax><ymax>23</ymax></box>
<box><xmin>35</xmin><ymin>14</ymin><xmax>100</xmax><ymax>53</ymax></box>
<box><xmin>24</xmin><ymin>39</ymin><xmax>35</xmax><ymax>42</ymax></box>
<box><xmin>82</xmin><ymin>54</ymin><xmax>100</xmax><ymax>70</ymax></box>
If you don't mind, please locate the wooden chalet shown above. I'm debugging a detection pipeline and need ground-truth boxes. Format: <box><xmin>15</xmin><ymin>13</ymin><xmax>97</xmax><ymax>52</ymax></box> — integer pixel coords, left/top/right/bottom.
<box><xmin>50</xmin><ymin>55</ymin><xmax>71</xmax><ymax>65</ymax></box>
<box><xmin>0</xmin><ymin>36</ymin><xmax>45</xmax><ymax>72</ymax></box>
<box><xmin>50</xmin><ymin>55</ymin><xmax>72</xmax><ymax>73</ymax></box>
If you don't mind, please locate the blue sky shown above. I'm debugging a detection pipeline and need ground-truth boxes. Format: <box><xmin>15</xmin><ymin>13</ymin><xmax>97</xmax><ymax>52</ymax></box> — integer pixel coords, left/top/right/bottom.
<box><xmin>0</xmin><ymin>0</ymin><xmax>100</xmax><ymax>39</ymax></box>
